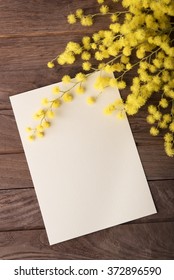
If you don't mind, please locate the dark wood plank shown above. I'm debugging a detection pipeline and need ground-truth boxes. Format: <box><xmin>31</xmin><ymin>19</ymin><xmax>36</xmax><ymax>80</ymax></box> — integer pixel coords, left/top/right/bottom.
<box><xmin>0</xmin><ymin>35</ymin><xmax>89</xmax><ymax>73</ymax></box>
<box><xmin>0</xmin><ymin>110</ymin><xmax>23</xmax><ymax>153</ymax></box>
<box><xmin>0</xmin><ymin>0</ymin><xmax>173</xmax><ymax>260</ymax></box>
<box><xmin>0</xmin><ymin>0</ymin><xmax>117</xmax><ymax>36</ymax></box>
<box><xmin>0</xmin><ymin>222</ymin><xmax>173</xmax><ymax>259</ymax></box>
<box><xmin>0</xmin><ymin>67</ymin><xmax>83</xmax><ymax>108</ymax></box>
<box><xmin>136</xmin><ymin>180</ymin><xmax>174</xmax><ymax>223</ymax></box>
<box><xmin>0</xmin><ymin>154</ymin><xmax>32</xmax><ymax>190</ymax></box>
<box><xmin>0</xmin><ymin>110</ymin><xmax>173</xmax><ymax>181</ymax></box>
<box><xmin>138</xmin><ymin>145</ymin><xmax>174</xmax><ymax>181</ymax></box>
<box><xmin>0</xmin><ymin>189</ymin><xmax>43</xmax><ymax>231</ymax></box>
<box><xmin>0</xmin><ymin>181</ymin><xmax>173</xmax><ymax>231</ymax></box>
<box><xmin>0</xmin><ymin>149</ymin><xmax>173</xmax><ymax>190</ymax></box>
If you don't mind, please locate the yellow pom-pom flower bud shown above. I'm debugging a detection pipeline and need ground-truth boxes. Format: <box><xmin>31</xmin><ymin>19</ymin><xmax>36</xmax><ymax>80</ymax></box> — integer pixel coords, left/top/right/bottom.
<box><xmin>67</xmin><ymin>14</ymin><xmax>76</xmax><ymax>24</ymax></box>
<box><xmin>109</xmin><ymin>23</ymin><xmax>120</xmax><ymax>33</ymax></box>
<box><xmin>164</xmin><ymin>133</ymin><xmax>173</xmax><ymax>143</ymax></box>
<box><xmin>125</xmin><ymin>104</ymin><xmax>138</xmax><ymax>115</ymax></box>
<box><xmin>109</xmin><ymin>78</ymin><xmax>117</xmax><ymax>88</ymax></box>
<box><xmin>75</xmin><ymin>72</ymin><xmax>86</xmax><ymax>82</ymax></box>
<box><xmin>37</xmin><ymin>109</ymin><xmax>45</xmax><ymax>115</ymax></box>
<box><xmin>146</xmin><ymin>115</ymin><xmax>155</xmax><ymax>124</ymax></box>
<box><xmin>37</xmin><ymin>131</ymin><xmax>44</xmax><ymax>138</ymax></box>
<box><xmin>148</xmin><ymin>105</ymin><xmax>157</xmax><ymax>115</ymax></box>
<box><xmin>98</xmin><ymin>63</ymin><xmax>105</xmax><ymax>70</ymax></box>
<box><xmin>100</xmin><ymin>5</ymin><xmax>109</xmax><ymax>14</ymax></box>
<box><xmin>95</xmin><ymin>51</ymin><xmax>104</xmax><ymax>61</ymax></box>
<box><xmin>123</xmin><ymin>46</ymin><xmax>131</xmax><ymax>57</ymax></box>
<box><xmin>81</xmin><ymin>16</ymin><xmax>93</xmax><ymax>26</ymax></box>
<box><xmin>126</xmin><ymin>63</ymin><xmax>132</xmax><ymax>70</ymax></box>
<box><xmin>92</xmin><ymin>33</ymin><xmax>100</xmax><ymax>42</ymax></box>
<box><xmin>81</xmin><ymin>51</ymin><xmax>91</xmax><ymax>61</ymax></box>
<box><xmin>36</xmin><ymin>125</ymin><xmax>44</xmax><ymax>132</ymax></box>
<box><xmin>110</xmin><ymin>14</ymin><xmax>118</xmax><ymax>22</ymax></box>
<box><xmin>41</xmin><ymin>98</ymin><xmax>49</xmax><ymax>106</ymax></box>
<box><xmin>52</xmin><ymin>86</ymin><xmax>60</xmax><ymax>95</ymax></box>
<box><xmin>82</xmin><ymin>61</ymin><xmax>92</xmax><ymax>71</ymax></box>
<box><xmin>121</xmin><ymin>55</ymin><xmax>129</xmax><ymax>64</ymax></box>
<box><xmin>86</xmin><ymin>96</ymin><xmax>96</xmax><ymax>105</ymax></box>
<box><xmin>150</xmin><ymin>126</ymin><xmax>159</xmax><ymax>136</ymax></box>
<box><xmin>94</xmin><ymin>76</ymin><xmax>110</xmax><ymax>90</ymax></box>
<box><xmin>164</xmin><ymin>141</ymin><xmax>174</xmax><ymax>157</ymax></box>
<box><xmin>169</xmin><ymin>122</ymin><xmax>174</xmax><ymax>133</ymax></box>
<box><xmin>159</xmin><ymin>98</ymin><xmax>168</xmax><ymax>108</ymax></box>
<box><xmin>33</xmin><ymin>114</ymin><xmax>40</xmax><ymax>120</ymax></box>
<box><xmin>114</xmin><ymin>99</ymin><xmax>124</xmax><ymax>107</ymax></box>
<box><xmin>75</xmin><ymin>9</ymin><xmax>83</xmax><ymax>18</ymax></box>
<box><xmin>26</xmin><ymin>127</ymin><xmax>32</xmax><ymax>133</ymax></box>
<box><xmin>136</xmin><ymin>49</ymin><xmax>145</xmax><ymax>59</ymax></box>
<box><xmin>62</xmin><ymin>75</ymin><xmax>71</xmax><ymax>83</ymax></box>
<box><xmin>76</xmin><ymin>86</ymin><xmax>85</xmax><ymax>95</ymax></box>
<box><xmin>47</xmin><ymin>61</ymin><xmax>54</xmax><ymax>69</ymax></box>
<box><xmin>46</xmin><ymin>110</ymin><xmax>55</xmax><ymax>118</ymax></box>
<box><xmin>117</xmin><ymin>111</ymin><xmax>126</xmax><ymax>120</ymax></box>
<box><xmin>66</xmin><ymin>41</ymin><xmax>82</xmax><ymax>54</ymax></box>
<box><xmin>28</xmin><ymin>135</ymin><xmax>35</xmax><ymax>141</ymax></box>
<box><xmin>33</xmin><ymin>110</ymin><xmax>45</xmax><ymax>120</ymax></box>
<box><xmin>82</xmin><ymin>36</ymin><xmax>91</xmax><ymax>46</ymax></box>
<box><xmin>149</xmin><ymin>65</ymin><xmax>156</xmax><ymax>73</ymax></box>
<box><xmin>42</xmin><ymin>121</ymin><xmax>51</xmax><ymax>128</ymax></box>
<box><xmin>163</xmin><ymin>114</ymin><xmax>172</xmax><ymax>123</ymax></box>
<box><xmin>103</xmin><ymin>104</ymin><xmax>115</xmax><ymax>115</ymax></box>
<box><xmin>52</xmin><ymin>99</ymin><xmax>61</xmax><ymax>108</ymax></box>
<box><xmin>158</xmin><ymin>121</ymin><xmax>167</xmax><ymax>129</ymax></box>
<box><xmin>63</xmin><ymin>92</ymin><xmax>73</xmax><ymax>102</ymax></box>
<box><xmin>117</xmin><ymin>81</ymin><xmax>126</xmax><ymax>89</ymax></box>
<box><xmin>153</xmin><ymin>111</ymin><xmax>162</xmax><ymax>121</ymax></box>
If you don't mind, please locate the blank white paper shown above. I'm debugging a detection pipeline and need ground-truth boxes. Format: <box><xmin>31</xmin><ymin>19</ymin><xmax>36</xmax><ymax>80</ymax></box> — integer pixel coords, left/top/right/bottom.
<box><xmin>10</xmin><ymin>72</ymin><xmax>156</xmax><ymax>245</ymax></box>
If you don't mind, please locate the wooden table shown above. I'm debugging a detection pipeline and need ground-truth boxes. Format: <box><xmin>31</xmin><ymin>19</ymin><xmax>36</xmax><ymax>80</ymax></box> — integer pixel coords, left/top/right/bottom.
<box><xmin>0</xmin><ymin>0</ymin><xmax>174</xmax><ymax>259</ymax></box>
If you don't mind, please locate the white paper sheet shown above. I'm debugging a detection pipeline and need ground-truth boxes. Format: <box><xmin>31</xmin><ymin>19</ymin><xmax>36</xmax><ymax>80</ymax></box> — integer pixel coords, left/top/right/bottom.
<box><xmin>10</xmin><ymin>72</ymin><xmax>156</xmax><ymax>245</ymax></box>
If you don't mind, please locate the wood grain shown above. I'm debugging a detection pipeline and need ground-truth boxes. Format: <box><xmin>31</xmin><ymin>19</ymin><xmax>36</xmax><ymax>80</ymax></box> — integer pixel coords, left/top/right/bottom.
<box><xmin>0</xmin><ymin>0</ymin><xmax>120</xmax><ymax>36</ymax></box>
<box><xmin>0</xmin><ymin>151</ymin><xmax>173</xmax><ymax>191</ymax></box>
<box><xmin>0</xmin><ymin>222</ymin><xmax>173</xmax><ymax>259</ymax></box>
<box><xmin>0</xmin><ymin>181</ymin><xmax>173</xmax><ymax>232</ymax></box>
<box><xmin>0</xmin><ymin>189</ymin><xmax>42</xmax><ymax>231</ymax></box>
<box><xmin>0</xmin><ymin>110</ymin><xmax>22</xmax><ymax>153</ymax></box>
<box><xmin>0</xmin><ymin>108</ymin><xmax>173</xmax><ymax>192</ymax></box>
<box><xmin>0</xmin><ymin>67</ymin><xmax>84</xmax><ymax>108</ymax></box>
<box><xmin>0</xmin><ymin>154</ymin><xmax>32</xmax><ymax>190</ymax></box>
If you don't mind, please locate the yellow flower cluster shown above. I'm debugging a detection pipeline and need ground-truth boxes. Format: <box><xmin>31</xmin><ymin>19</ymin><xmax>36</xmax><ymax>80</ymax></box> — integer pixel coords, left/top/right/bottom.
<box><xmin>26</xmin><ymin>76</ymin><xmax>89</xmax><ymax>140</ymax></box>
<box><xmin>30</xmin><ymin>0</ymin><xmax>174</xmax><ymax>157</ymax></box>
<box><xmin>103</xmin><ymin>98</ymin><xmax>125</xmax><ymax>119</ymax></box>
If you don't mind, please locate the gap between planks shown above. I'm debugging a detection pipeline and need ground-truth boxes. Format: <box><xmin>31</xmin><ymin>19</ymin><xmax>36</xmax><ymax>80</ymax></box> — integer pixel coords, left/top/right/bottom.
<box><xmin>0</xmin><ymin>219</ymin><xmax>173</xmax><ymax>234</ymax></box>
<box><xmin>0</xmin><ymin>30</ymin><xmax>95</xmax><ymax>39</ymax></box>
